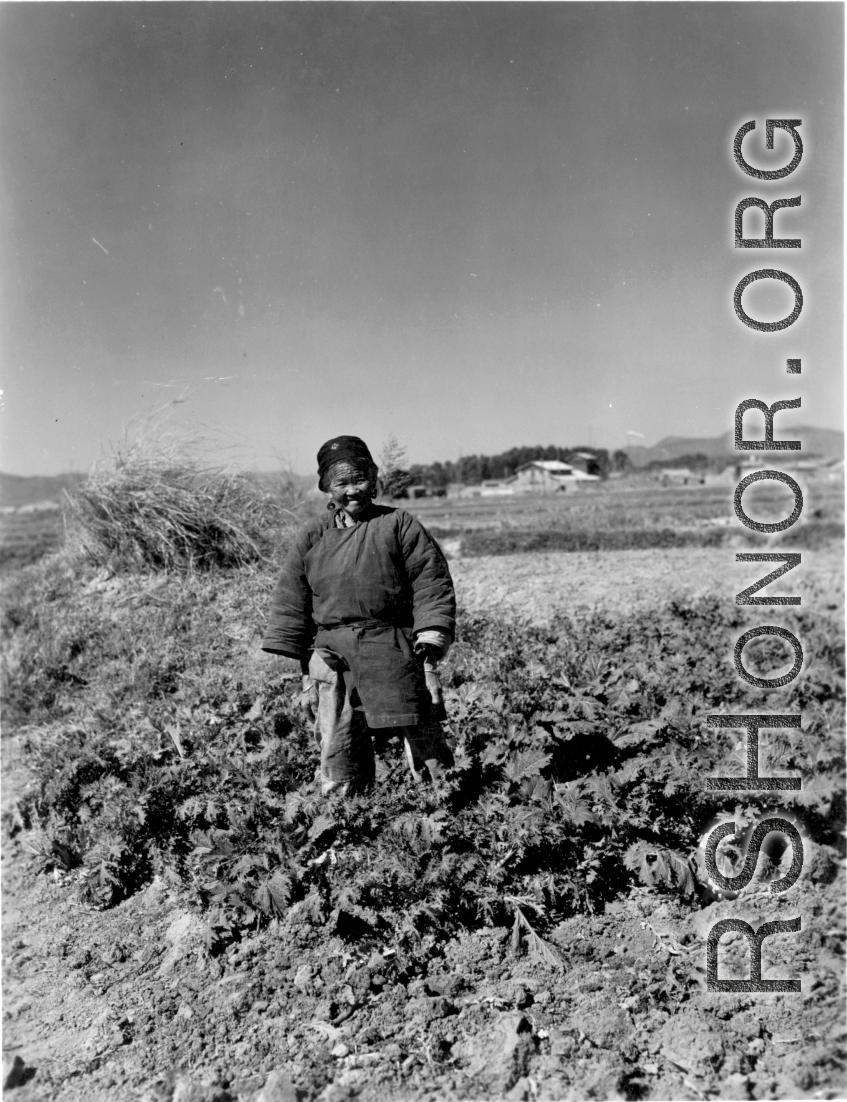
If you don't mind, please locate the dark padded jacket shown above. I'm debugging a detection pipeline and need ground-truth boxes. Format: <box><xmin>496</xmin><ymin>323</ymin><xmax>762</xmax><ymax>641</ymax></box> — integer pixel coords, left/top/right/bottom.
<box><xmin>261</xmin><ymin>505</ymin><xmax>455</xmax><ymax>728</ymax></box>
<box><xmin>261</xmin><ymin>504</ymin><xmax>453</xmax><ymax>652</ymax></box>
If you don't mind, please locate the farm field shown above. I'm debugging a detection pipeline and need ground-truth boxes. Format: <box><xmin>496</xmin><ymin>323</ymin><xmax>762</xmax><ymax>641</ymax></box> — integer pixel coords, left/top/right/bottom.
<box><xmin>2</xmin><ymin>476</ymin><xmax>842</xmax><ymax>576</ymax></box>
<box><xmin>0</xmin><ymin>473</ymin><xmax>86</xmax><ymax>572</ymax></box>
<box><xmin>1</xmin><ymin>471</ymin><xmax>844</xmax><ymax>1102</ymax></box>
<box><xmin>403</xmin><ymin>479</ymin><xmax>845</xmax><ymax>536</ymax></box>
<box><xmin>449</xmin><ymin>543</ymin><xmax>845</xmax><ymax>625</ymax></box>
<box><xmin>0</xmin><ymin>506</ymin><xmax>65</xmax><ymax>572</ymax></box>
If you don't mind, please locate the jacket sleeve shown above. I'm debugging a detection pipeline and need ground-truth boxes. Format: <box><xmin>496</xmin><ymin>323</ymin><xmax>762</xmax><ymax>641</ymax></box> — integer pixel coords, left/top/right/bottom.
<box><xmin>260</xmin><ymin>523</ymin><xmax>321</xmax><ymax>660</ymax></box>
<box><xmin>398</xmin><ymin>512</ymin><xmax>456</xmax><ymax>641</ymax></box>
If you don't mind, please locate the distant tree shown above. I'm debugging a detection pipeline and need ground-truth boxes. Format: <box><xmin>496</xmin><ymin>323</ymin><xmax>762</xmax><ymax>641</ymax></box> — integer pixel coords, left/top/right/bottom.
<box><xmin>430</xmin><ymin>461</ymin><xmax>449</xmax><ymax>489</ymax></box>
<box><xmin>378</xmin><ymin>434</ymin><xmax>413</xmax><ymax>499</ymax></box>
<box><xmin>454</xmin><ymin>455</ymin><xmax>479</xmax><ymax>485</ymax></box>
<box><xmin>612</xmin><ymin>449</ymin><xmax>631</xmax><ymax>472</ymax></box>
<box><xmin>646</xmin><ymin>452</ymin><xmax>711</xmax><ymax>472</ymax></box>
<box><xmin>407</xmin><ymin>463</ymin><xmax>427</xmax><ymax>485</ymax></box>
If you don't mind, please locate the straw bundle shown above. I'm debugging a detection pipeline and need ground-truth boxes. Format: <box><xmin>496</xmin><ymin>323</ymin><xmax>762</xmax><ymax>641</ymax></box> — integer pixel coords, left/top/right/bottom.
<box><xmin>65</xmin><ymin>440</ymin><xmax>294</xmax><ymax>571</ymax></box>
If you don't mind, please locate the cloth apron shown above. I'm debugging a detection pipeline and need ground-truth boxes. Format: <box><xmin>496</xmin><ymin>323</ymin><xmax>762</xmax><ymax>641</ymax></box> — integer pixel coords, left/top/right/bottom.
<box><xmin>307</xmin><ymin>646</ymin><xmax>453</xmax><ymax>794</ymax></box>
<box><xmin>304</xmin><ymin>521</ymin><xmax>426</xmax><ymax>728</ymax></box>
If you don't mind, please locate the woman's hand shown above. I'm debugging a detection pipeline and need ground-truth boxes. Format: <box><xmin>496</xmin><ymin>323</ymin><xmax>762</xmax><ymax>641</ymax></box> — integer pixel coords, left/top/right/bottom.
<box><xmin>422</xmin><ymin>658</ymin><xmax>447</xmax><ymax>722</ymax></box>
<box><xmin>300</xmin><ymin>674</ymin><xmax>319</xmax><ymax>720</ymax></box>
<box><xmin>414</xmin><ymin>640</ymin><xmax>448</xmax><ymax>721</ymax></box>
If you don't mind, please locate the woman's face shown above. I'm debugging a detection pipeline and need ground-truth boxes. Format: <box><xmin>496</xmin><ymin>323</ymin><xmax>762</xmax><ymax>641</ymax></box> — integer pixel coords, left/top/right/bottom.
<box><xmin>326</xmin><ymin>462</ymin><xmax>377</xmax><ymax>518</ymax></box>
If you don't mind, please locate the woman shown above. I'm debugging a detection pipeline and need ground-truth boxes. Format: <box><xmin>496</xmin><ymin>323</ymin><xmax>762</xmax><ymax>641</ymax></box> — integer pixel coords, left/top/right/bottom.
<box><xmin>261</xmin><ymin>435</ymin><xmax>455</xmax><ymax>795</ymax></box>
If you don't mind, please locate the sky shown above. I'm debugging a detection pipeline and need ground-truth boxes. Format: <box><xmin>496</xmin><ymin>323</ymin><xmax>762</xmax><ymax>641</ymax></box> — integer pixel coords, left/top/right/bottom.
<box><xmin>1</xmin><ymin>2</ymin><xmax>843</xmax><ymax>476</ymax></box>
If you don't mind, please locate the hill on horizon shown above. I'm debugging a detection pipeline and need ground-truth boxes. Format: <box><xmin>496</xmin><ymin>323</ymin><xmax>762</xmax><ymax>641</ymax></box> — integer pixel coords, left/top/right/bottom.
<box><xmin>625</xmin><ymin>425</ymin><xmax>843</xmax><ymax>468</ymax></box>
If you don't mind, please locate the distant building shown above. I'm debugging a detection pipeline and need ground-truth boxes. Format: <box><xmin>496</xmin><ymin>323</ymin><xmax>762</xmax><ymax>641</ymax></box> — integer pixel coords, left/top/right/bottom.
<box><xmin>733</xmin><ymin>454</ymin><xmax>832</xmax><ymax>480</ymax></box>
<box><xmin>446</xmin><ymin>457</ymin><xmax>608</xmax><ymax>495</ymax></box>
<box><xmin>566</xmin><ymin>451</ymin><xmax>603</xmax><ymax>476</ymax></box>
<box><xmin>478</xmin><ymin>479</ymin><xmax>515</xmax><ymax>496</ymax></box>
<box><xmin>511</xmin><ymin>460</ymin><xmax>600</xmax><ymax>493</ymax></box>
<box><xmin>658</xmin><ymin>467</ymin><xmax>705</xmax><ymax>486</ymax></box>
<box><xmin>398</xmin><ymin>484</ymin><xmax>448</xmax><ymax>499</ymax></box>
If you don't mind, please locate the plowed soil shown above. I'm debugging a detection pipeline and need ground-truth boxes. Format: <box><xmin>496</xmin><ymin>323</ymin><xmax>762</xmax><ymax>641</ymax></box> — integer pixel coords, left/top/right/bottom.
<box><xmin>447</xmin><ymin>544</ymin><xmax>845</xmax><ymax>623</ymax></box>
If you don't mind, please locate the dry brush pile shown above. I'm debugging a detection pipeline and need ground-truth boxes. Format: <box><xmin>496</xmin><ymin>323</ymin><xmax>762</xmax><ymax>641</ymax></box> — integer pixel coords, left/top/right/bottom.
<box><xmin>63</xmin><ymin>436</ymin><xmax>306</xmax><ymax>572</ymax></box>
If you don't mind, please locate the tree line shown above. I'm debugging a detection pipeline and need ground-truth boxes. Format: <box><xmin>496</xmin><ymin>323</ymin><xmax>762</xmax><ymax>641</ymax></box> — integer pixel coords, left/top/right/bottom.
<box><xmin>402</xmin><ymin>445</ymin><xmax>632</xmax><ymax>491</ymax></box>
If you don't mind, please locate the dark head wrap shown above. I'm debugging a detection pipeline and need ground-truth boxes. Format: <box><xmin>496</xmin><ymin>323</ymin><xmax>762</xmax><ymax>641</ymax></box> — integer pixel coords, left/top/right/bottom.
<box><xmin>317</xmin><ymin>435</ymin><xmax>375</xmax><ymax>489</ymax></box>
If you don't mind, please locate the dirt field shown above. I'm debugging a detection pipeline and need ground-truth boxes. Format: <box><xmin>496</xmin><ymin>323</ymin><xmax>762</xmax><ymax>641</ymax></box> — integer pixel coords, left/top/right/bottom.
<box><xmin>447</xmin><ymin>544</ymin><xmax>845</xmax><ymax>624</ymax></box>
<box><xmin>2</xmin><ymin>539</ymin><xmax>844</xmax><ymax>1102</ymax></box>
<box><xmin>0</xmin><ymin>506</ymin><xmax>65</xmax><ymax>572</ymax></box>
<box><xmin>405</xmin><ymin>479</ymin><xmax>844</xmax><ymax>537</ymax></box>
<box><xmin>3</xmin><ymin>836</ymin><xmax>842</xmax><ymax>1102</ymax></box>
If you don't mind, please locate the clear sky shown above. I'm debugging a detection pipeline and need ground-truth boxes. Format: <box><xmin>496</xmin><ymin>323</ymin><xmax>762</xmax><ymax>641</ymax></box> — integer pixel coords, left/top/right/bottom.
<box><xmin>1</xmin><ymin>2</ymin><xmax>842</xmax><ymax>476</ymax></box>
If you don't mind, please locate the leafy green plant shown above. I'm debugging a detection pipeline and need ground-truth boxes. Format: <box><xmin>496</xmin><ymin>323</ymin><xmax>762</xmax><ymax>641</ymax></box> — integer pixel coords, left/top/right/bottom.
<box><xmin>5</xmin><ymin>541</ymin><xmax>844</xmax><ymax>956</ymax></box>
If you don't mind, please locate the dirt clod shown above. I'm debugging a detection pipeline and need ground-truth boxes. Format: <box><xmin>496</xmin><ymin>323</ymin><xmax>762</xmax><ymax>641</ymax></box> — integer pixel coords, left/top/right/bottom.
<box><xmin>3</xmin><ymin>1054</ymin><xmax>28</xmax><ymax>1090</ymax></box>
<box><xmin>255</xmin><ymin>1071</ymin><xmax>304</xmax><ymax>1102</ymax></box>
<box><xmin>171</xmin><ymin>1077</ymin><xmax>232</xmax><ymax>1102</ymax></box>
